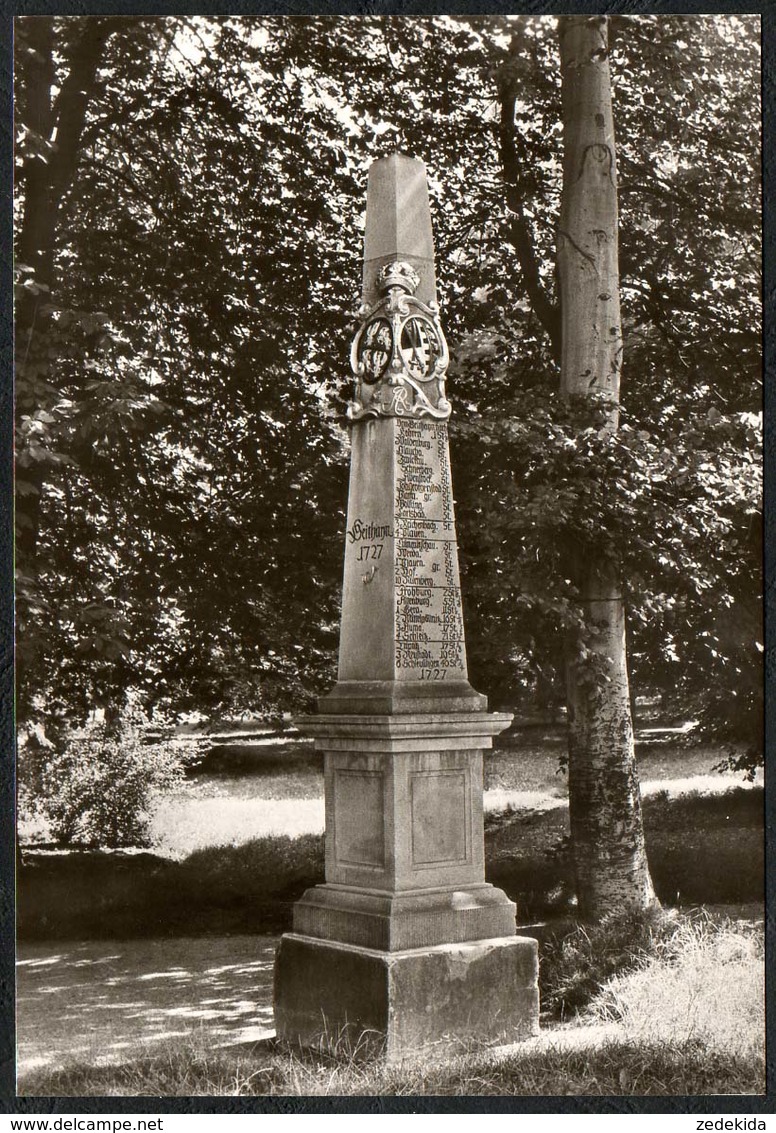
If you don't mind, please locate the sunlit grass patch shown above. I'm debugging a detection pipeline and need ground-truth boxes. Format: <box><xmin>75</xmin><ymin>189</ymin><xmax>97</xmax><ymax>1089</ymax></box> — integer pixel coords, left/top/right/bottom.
<box><xmin>18</xmin><ymin>1030</ymin><xmax>283</xmax><ymax>1098</ymax></box>
<box><xmin>539</xmin><ymin>907</ymin><xmax>764</xmax><ymax>1032</ymax></box>
<box><xmin>538</xmin><ymin>906</ymin><xmax>676</xmax><ymax>1019</ymax></box>
<box><xmin>148</xmin><ymin>793</ymin><xmax>325</xmax><ymax>857</ymax></box>
<box><xmin>588</xmin><ymin>915</ymin><xmax>764</xmax><ymax>1061</ymax></box>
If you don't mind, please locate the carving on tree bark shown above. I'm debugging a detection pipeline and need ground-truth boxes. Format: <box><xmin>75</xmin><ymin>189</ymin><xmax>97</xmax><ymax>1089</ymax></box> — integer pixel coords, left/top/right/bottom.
<box><xmin>556</xmin><ymin>14</ymin><xmax>658</xmax><ymax>919</ymax></box>
<box><xmin>496</xmin><ymin>15</ymin><xmax>658</xmax><ymax>920</ymax></box>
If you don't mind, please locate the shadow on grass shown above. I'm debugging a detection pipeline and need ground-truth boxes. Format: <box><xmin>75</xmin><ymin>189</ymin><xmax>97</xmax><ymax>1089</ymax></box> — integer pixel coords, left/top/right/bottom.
<box><xmin>483</xmin><ymin>785</ymin><xmax>762</xmax><ymax>922</ymax></box>
<box><xmin>17</xmin><ymin>1033</ymin><xmax>764</xmax><ymax>1097</ymax></box>
<box><xmin>17</xmin><ymin>787</ymin><xmax>762</xmax><ymax>941</ymax></box>
<box><xmin>16</xmin><ymin>936</ymin><xmax>279</xmax><ymax>1079</ymax></box>
<box><xmin>190</xmin><ymin>740</ymin><xmax>321</xmax><ymax>777</ymax></box>
<box><xmin>18</xmin><ymin>834</ymin><xmax>325</xmax><ymax>941</ymax></box>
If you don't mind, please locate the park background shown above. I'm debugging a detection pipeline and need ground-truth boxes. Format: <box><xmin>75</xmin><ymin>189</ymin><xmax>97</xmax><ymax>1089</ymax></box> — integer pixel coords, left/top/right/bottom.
<box><xmin>13</xmin><ymin>13</ymin><xmax>764</xmax><ymax>1098</ymax></box>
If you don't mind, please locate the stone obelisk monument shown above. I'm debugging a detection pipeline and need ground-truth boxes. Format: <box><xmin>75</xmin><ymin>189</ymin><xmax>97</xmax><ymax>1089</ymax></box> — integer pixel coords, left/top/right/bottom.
<box><xmin>274</xmin><ymin>154</ymin><xmax>539</xmax><ymax>1060</ymax></box>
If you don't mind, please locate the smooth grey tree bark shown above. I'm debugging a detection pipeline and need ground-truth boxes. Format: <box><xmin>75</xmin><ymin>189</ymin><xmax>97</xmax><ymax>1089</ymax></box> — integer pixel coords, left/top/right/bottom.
<box><xmin>556</xmin><ymin>15</ymin><xmax>658</xmax><ymax>919</ymax></box>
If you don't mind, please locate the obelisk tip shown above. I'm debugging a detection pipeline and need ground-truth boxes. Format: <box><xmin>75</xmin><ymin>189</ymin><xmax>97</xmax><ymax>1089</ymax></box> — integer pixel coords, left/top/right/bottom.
<box><xmin>362</xmin><ymin>152</ymin><xmax>436</xmax><ymax>304</ymax></box>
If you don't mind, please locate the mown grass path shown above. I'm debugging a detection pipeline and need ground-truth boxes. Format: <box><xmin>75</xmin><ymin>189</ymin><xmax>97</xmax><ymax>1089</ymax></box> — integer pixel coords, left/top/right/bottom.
<box><xmin>17</xmin><ymin>935</ymin><xmax>278</xmax><ymax>1077</ymax></box>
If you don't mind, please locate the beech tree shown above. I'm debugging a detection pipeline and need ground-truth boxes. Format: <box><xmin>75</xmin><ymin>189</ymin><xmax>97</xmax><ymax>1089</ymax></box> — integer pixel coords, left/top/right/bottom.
<box><xmin>485</xmin><ymin>12</ymin><xmax>759</xmax><ymax>913</ymax></box>
<box><xmin>464</xmin><ymin>17</ymin><xmax>759</xmax><ymax>722</ymax></box>
<box><xmin>493</xmin><ymin>15</ymin><xmax>658</xmax><ymax>917</ymax></box>
<box><xmin>15</xmin><ymin>18</ymin><xmax>126</xmax><ymax>705</ymax></box>
<box><xmin>555</xmin><ymin>16</ymin><xmax>655</xmax><ymax>915</ymax></box>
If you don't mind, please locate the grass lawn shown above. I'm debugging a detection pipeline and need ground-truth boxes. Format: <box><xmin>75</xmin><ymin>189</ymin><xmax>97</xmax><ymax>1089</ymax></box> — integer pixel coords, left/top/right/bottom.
<box><xmin>18</xmin><ymin>727</ymin><xmax>756</xmax><ymax>858</ymax></box>
<box><xmin>18</xmin><ymin>779</ymin><xmax>763</xmax><ymax>940</ymax></box>
<box><xmin>130</xmin><ymin>730</ymin><xmax>757</xmax><ymax>856</ymax></box>
<box><xmin>17</xmin><ymin>913</ymin><xmax>764</xmax><ymax>1097</ymax></box>
<box><xmin>19</xmin><ymin>1035</ymin><xmax>764</xmax><ymax>1098</ymax></box>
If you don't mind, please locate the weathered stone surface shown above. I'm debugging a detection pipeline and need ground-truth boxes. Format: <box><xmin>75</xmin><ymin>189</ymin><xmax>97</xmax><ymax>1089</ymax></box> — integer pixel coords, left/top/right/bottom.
<box><xmin>274</xmin><ymin>154</ymin><xmax>538</xmax><ymax>1059</ymax></box>
<box><xmin>292</xmin><ymin>883</ymin><xmax>518</xmax><ymax>951</ymax></box>
<box><xmin>274</xmin><ymin>934</ymin><xmax>540</xmax><ymax>1063</ymax></box>
<box><xmin>362</xmin><ymin>154</ymin><xmax>436</xmax><ymax>308</ymax></box>
<box><xmin>299</xmin><ymin>711</ymin><xmax>512</xmax><ymax>747</ymax></box>
<box><xmin>296</xmin><ymin>714</ymin><xmax>512</xmax><ymax>898</ymax></box>
<box><xmin>320</xmin><ymin>416</ymin><xmax>486</xmax><ymax>715</ymax></box>
<box><xmin>318</xmin><ymin>680</ymin><xmax>486</xmax><ymax>715</ymax></box>
<box><xmin>322</xmin><ymin>743</ymin><xmax>485</xmax><ymax>892</ymax></box>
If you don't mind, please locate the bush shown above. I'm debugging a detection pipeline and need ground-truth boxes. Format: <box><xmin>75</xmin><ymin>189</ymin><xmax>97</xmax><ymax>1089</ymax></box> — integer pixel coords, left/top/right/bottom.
<box><xmin>18</xmin><ymin>716</ymin><xmax>189</xmax><ymax>848</ymax></box>
<box><xmin>539</xmin><ymin>906</ymin><xmax>681</xmax><ymax>1019</ymax></box>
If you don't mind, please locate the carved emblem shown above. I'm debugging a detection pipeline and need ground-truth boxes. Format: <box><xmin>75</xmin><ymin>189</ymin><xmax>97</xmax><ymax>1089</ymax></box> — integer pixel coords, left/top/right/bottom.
<box><xmin>348</xmin><ymin>260</ymin><xmax>451</xmax><ymax>422</ymax></box>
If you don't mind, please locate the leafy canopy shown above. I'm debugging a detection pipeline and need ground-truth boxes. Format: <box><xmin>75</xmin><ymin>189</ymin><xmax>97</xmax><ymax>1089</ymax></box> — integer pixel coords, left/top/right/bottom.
<box><xmin>14</xmin><ymin>16</ymin><xmax>761</xmax><ymax>757</ymax></box>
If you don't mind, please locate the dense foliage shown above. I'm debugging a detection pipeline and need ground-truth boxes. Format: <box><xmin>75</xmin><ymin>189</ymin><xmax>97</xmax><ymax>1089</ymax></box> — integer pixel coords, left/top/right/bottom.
<box><xmin>15</xmin><ymin>16</ymin><xmax>761</xmax><ymax>760</ymax></box>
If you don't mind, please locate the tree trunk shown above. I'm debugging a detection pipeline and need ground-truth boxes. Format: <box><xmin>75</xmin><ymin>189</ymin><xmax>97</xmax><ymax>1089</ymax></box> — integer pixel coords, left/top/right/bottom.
<box><xmin>557</xmin><ymin>15</ymin><xmax>657</xmax><ymax>919</ymax></box>
<box><xmin>17</xmin><ymin>18</ymin><xmax>116</xmax><ymax>290</ymax></box>
<box><xmin>15</xmin><ymin>18</ymin><xmax>117</xmax><ymax>715</ymax></box>
<box><xmin>15</xmin><ymin>16</ymin><xmax>116</xmax><ymax>485</ymax></box>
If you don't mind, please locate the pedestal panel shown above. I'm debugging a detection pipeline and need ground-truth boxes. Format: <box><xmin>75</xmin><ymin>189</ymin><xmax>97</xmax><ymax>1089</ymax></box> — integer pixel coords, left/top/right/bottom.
<box><xmin>333</xmin><ymin>770</ymin><xmax>385</xmax><ymax>869</ymax></box>
<box><xmin>410</xmin><ymin>769</ymin><xmax>469</xmax><ymax>867</ymax></box>
<box><xmin>323</xmin><ymin>743</ymin><xmax>486</xmax><ymax>891</ymax></box>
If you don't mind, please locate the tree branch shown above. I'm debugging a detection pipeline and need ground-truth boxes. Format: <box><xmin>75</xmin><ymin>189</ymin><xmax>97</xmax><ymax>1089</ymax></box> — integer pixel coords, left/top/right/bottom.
<box><xmin>49</xmin><ymin>20</ymin><xmax>118</xmax><ymax>211</ymax></box>
<box><xmin>496</xmin><ymin>74</ymin><xmax>561</xmax><ymax>362</ymax></box>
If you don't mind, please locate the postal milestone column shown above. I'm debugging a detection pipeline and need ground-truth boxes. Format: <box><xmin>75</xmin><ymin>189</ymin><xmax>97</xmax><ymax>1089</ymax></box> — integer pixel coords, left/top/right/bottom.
<box><xmin>274</xmin><ymin>154</ymin><xmax>539</xmax><ymax>1060</ymax></box>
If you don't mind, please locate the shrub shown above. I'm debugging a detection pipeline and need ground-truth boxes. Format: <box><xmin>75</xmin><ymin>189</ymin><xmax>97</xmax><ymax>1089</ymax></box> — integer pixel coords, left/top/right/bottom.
<box><xmin>539</xmin><ymin>905</ymin><xmax>681</xmax><ymax>1019</ymax></box>
<box><xmin>18</xmin><ymin>716</ymin><xmax>189</xmax><ymax>848</ymax></box>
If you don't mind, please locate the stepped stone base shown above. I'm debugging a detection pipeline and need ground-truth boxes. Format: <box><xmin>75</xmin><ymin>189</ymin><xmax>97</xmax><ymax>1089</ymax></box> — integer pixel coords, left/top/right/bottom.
<box><xmin>274</xmin><ymin>933</ymin><xmax>539</xmax><ymax>1062</ymax></box>
<box><xmin>292</xmin><ymin>882</ymin><xmax>518</xmax><ymax>951</ymax></box>
<box><xmin>318</xmin><ymin>680</ymin><xmax>488</xmax><ymax>716</ymax></box>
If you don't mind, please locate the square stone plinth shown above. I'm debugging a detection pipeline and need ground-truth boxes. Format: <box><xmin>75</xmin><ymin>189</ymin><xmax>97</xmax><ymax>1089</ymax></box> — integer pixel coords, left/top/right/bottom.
<box><xmin>274</xmin><ymin>933</ymin><xmax>539</xmax><ymax>1062</ymax></box>
<box><xmin>297</xmin><ymin>712</ymin><xmax>513</xmax><ymax>895</ymax></box>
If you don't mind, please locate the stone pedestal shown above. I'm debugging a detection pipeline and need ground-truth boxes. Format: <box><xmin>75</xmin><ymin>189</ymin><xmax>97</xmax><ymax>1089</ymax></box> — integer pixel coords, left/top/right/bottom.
<box><xmin>275</xmin><ymin>935</ymin><xmax>538</xmax><ymax>1063</ymax></box>
<box><xmin>274</xmin><ymin>712</ymin><xmax>539</xmax><ymax>1057</ymax></box>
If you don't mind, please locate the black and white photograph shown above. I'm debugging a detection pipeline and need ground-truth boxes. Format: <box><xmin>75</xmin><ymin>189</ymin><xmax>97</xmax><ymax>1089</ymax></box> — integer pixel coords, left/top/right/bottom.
<box><xmin>12</xmin><ymin>11</ymin><xmax>764</xmax><ymax>1101</ymax></box>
